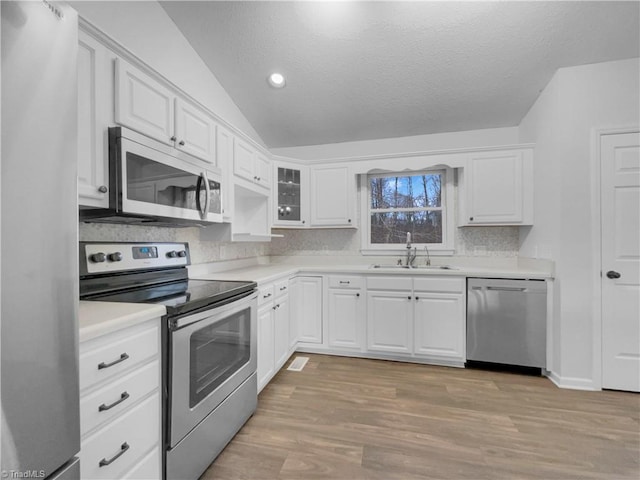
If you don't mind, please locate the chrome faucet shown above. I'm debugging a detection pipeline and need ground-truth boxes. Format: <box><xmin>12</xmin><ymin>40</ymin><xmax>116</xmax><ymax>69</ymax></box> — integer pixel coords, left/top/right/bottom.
<box><xmin>406</xmin><ymin>232</ymin><xmax>417</xmax><ymax>266</ymax></box>
<box><xmin>424</xmin><ymin>245</ymin><xmax>431</xmax><ymax>266</ymax></box>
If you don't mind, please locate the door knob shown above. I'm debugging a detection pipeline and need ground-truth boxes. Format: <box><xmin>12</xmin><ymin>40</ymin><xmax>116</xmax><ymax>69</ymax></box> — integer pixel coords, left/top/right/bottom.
<box><xmin>606</xmin><ymin>270</ymin><xmax>621</xmax><ymax>279</ymax></box>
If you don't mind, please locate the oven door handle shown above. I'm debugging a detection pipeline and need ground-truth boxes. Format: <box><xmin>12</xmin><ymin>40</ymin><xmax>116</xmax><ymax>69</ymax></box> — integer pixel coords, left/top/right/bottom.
<box><xmin>171</xmin><ymin>291</ymin><xmax>257</xmax><ymax>331</ymax></box>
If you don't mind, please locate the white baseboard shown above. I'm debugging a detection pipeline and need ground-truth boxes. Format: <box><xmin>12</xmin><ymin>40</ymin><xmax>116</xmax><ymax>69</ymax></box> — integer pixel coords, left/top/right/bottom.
<box><xmin>547</xmin><ymin>371</ymin><xmax>599</xmax><ymax>391</ymax></box>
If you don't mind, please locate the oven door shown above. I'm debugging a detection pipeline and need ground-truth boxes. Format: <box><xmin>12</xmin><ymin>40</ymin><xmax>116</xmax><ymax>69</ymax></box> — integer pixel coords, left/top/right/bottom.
<box><xmin>169</xmin><ymin>291</ymin><xmax>257</xmax><ymax>447</ymax></box>
<box><xmin>116</xmin><ymin>130</ymin><xmax>222</xmax><ymax>223</ymax></box>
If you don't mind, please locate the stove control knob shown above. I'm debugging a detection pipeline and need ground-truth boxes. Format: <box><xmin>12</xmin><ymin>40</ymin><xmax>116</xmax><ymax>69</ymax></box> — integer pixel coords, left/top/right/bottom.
<box><xmin>167</xmin><ymin>251</ymin><xmax>178</xmax><ymax>258</ymax></box>
<box><xmin>90</xmin><ymin>252</ymin><xmax>106</xmax><ymax>263</ymax></box>
<box><xmin>177</xmin><ymin>250</ymin><xmax>187</xmax><ymax>258</ymax></box>
<box><xmin>108</xmin><ymin>252</ymin><xmax>123</xmax><ymax>262</ymax></box>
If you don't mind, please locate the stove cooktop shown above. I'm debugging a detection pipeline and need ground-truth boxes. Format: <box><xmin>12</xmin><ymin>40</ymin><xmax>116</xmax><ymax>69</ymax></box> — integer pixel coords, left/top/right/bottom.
<box><xmin>85</xmin><ymin>278</ymin><xmax>257</xmax><ymax>317</ymax></box>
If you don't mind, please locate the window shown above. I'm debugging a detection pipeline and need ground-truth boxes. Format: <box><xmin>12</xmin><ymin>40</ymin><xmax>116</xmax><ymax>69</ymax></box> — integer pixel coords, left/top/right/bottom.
<box><xmin>361</xmin><ymin>169</ymin><xmax>454</xmax><ymax>253</ymax></box>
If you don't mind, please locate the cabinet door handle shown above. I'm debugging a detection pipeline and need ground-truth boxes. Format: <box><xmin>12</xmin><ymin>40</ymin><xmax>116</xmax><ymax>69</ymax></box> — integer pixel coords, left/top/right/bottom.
<box><xmin>97</xmin><ymin>353</ymin><xmax>129</xmax><ymax>370</ymax></box>
<box><xmin>356</xmin><ymin>293</ymin><xmax>360</xmax><ymax>297</ymax></box>
<box><xmin>606</xmin><ymin>270</ymin><xmax>621</xmax><ymax>279</ymax></box>
<box><xmin>302</xmin><ymin>220</ymin><xmax>306</xmax><ymax>224</ymax></box>
<box><xmin>407</xmin><ymin>296</ymin><xmax>411</xmax><ymax>300</ymax></box>
<box><xmin>99</xmin><ymin>442</ymin><xmax>130</xmax><ymax>467</ymax></box>
<box><xmin>98</xmin><ymin>391</ymin><xmax>130</xmax><ymax>412</ymax></box>
<box><xmin>415</xmin><ymin>296</ymin><xmax>419</xmax><ymax>300</ymax></box>
<box><xmin>170</xmin><ymin>136</ymin><xmax>177</xmax><ymax>142</ymax></box>
<box><xmin>98</xmin><ymin>185</ymin><xmax>108</xmax><ymax>193</ymax></box>
<box><xmin>469</xmin><ymin>217</ymin><xmax>474</xmax><ymax>221</ymax></box>
<box><xmin>257</xmin><ymin>176</ymin><xmax>261</xmax><ymax>181</ymax></box>
<box><xmin>179</xmin><ymin>140</ymin><xmax>185</xmax><ymax>146</ymax></box>
<box><xmin>348</xmin><ymin>219</ymin><xmax>352</xmax><ymax>223</ymax></box>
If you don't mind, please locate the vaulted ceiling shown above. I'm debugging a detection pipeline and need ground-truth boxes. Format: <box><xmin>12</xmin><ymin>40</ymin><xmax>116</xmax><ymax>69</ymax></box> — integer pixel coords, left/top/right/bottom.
<box><xmin>161</xmin><ymin>1</ymin><xmax>640</xmax><ymax>148</ymax></box>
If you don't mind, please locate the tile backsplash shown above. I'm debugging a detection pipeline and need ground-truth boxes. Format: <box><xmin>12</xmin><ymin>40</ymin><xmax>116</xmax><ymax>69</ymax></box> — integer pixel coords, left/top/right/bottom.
<box><xmin>79</xmin><ymin>223</ymin><xmax>270</xmax><ymax>264</ymax></box>
<box><xmin>80</xmin><ymin>222</ymin><xmax>518</xmax><ymax>265</ymax></box>
<box><xmin>270</xmin><ymin>226</ymin><xmax>519</xmax><ymax>257</ymax></box>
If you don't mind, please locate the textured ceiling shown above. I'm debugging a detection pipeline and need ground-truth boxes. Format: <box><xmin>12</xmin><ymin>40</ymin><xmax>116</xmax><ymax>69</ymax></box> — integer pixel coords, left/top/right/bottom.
<box><xmin>160</xmin><ymin>1</ymin><xmax>640</xmax><ymax>148</ymax></box>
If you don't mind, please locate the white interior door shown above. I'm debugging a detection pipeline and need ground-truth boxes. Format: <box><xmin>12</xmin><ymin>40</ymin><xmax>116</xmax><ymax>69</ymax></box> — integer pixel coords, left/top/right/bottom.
<box><xmin>601</xmin><ymin>131</ymin><xmax>640</xmax><ymax>392</ymax></box>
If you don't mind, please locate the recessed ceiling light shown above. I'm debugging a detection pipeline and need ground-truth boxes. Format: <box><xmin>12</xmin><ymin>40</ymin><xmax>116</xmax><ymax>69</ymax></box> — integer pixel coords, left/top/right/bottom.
<box><xmin>268</xmin><ymin>72</ymin><xmax>286</xmax><ymax>88</ymax></box>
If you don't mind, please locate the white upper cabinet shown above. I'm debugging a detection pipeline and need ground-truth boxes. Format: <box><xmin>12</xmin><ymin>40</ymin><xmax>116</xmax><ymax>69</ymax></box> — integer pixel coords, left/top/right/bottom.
<box><xmin>216</xmin><ymin>124</ymin><xmax>234</xmax><ymax>221</ymax></box>
<box><xmin>458</xmin><ymin>148</ymin><xmax>533</xmax><ymax>226</ymax></box>
<box><xmin>255</xmin><ymin>153</ymin><xmax>272</xmax><ymax>189</ymax></box>
<box><xmin>273</xmin><ymin>161</ymin><xmax>309</xmax><ymax>227</ymax></box>
<box><xmin>310</xmin><ymin>164</ymin><xmax>356</xmax><ymax>227</ymax></box>
<box><xmin>174</xmin><ymin>98</ymin><xmax>216</xmax><ymax>163</ymax></box>
<box><xmin>115</xmin><ymin>59</ymin><xmax>215</xmax><ymax>164</ymax></box>
<box><xmin>115</xmin><ymin>58</ymin><xmax>174</xmax><ymax>145</ymax></box>
<box><xmin>234</xmin><ymin>137</ymin><xmax>271</xmax><ymax>191</ymax></box>
<box><xmin>77</xmin><ymin>31</ymin><xmax>112</xmax><ymax>208</ymax></box>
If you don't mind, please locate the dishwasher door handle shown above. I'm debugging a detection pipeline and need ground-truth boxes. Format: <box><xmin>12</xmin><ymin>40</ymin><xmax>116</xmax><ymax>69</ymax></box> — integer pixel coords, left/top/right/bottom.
<box><xmin>486</xmin><ymin>286</ymin><xmax>527</xmax><ymax>292</ymax></box>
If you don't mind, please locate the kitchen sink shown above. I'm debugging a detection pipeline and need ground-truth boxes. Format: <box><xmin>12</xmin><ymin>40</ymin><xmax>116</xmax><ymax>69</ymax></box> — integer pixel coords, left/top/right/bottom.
<box><xmin>370</xmin><ymin>264</ymin><xmax>458</xmax><ymax>270</ymax></box>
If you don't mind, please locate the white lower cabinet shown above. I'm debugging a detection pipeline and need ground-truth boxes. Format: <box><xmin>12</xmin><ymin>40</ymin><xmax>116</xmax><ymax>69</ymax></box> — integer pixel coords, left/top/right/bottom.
<box><xmin>366</xmin><ymin>291</ymin><xmax>413</xmax><ymax>354</ymax></box>
<box><xmin>79</xmin><ymin>319</ymin><xmax>162</xmax><ymax>480</ymax></box>
<box><xmin>414</xmin><ymin>293</ymin><xmax>466</xmax><ymax>360</ymax></box>
<box><xmin>364</xmin><ymin>276</ymin><xmax>466</xmax><ymax>364</ymax></box>
<box><xmin>257</xmin><ymin>278</ymin><xmax>293</xmax><ymax>392</ymax></box>
<box><xmin>257</xmin><ymin>303</ymin><xmax>275</xmax><ymax>391</ymax></box>
<box><xmin>327</xmin><ymin>275</ymin><xmax>365</xmax><ymax>351</ymax></box>
<box><xmin>274</xmin><ymin>295</ymin><xmax>290</xmax><ymax>369</ymax></box>
<box><xmin>294</xmin><ymin>276</ymin><xmax>324</xmax><ymax>345</ymax></box>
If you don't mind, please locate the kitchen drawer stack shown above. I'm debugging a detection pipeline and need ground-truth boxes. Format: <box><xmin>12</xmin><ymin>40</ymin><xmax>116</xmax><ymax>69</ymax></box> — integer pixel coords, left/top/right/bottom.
<box><xmin>79</xmin><ymin>319</ymin><xmax>162</xmax><ymax>479</ymax></box>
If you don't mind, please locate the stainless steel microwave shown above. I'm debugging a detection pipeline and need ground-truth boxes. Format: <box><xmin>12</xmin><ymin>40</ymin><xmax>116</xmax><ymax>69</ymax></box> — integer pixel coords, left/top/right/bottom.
<box><xmin>80</xmin><ymin>127</ymin><xmax>223</xmax><ymax>226</ymax></box>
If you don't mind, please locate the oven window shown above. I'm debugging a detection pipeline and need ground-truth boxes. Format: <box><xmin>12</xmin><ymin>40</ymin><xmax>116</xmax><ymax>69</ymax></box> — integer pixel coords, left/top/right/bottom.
<box><xmin>189</xmin><ymin>307</ymin><xmax>251</xmax><ymax>407</ymax></box>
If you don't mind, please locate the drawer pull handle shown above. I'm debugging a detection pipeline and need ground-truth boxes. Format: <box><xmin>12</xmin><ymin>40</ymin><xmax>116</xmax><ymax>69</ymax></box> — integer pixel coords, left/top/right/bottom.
<box><xmin>339</xmin><ymin>281</ymin><xmax>350</xmax><ymax>284</ymax></box>
<box><xmin>356</xmin><ymin>293</ymin><xmax>360</xmax><ymax>297</ymax></box>
<box><xmin>98</xmin><ymin>353</ymin><xmax>129</xmax><ymax>370</ymax></box>
<box><xmin>263</xmin><ymin>293</ymin><xmax>272</xmax><ymax>299</ymax></box>
<box><xmin>98</xmin><ymin>391</ymin><xmax>130</xmax><ymax>412</ymax></box>
<box><xmin>280</xmin><ymin>286</ymin><xmax>287</xmax><ymax>291</ymax></box>
<box><xmin>99</xmin><ymin>442</ymin><xmax>130</xmax><ymax>467</ymax></box>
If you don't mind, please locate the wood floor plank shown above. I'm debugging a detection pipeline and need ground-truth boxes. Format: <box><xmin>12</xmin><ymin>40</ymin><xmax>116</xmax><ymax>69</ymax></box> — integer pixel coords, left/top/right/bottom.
<box><xmin>199</xmin><ymin>354</ymin><xmax>640</xmax><ymax>480</ymax></box>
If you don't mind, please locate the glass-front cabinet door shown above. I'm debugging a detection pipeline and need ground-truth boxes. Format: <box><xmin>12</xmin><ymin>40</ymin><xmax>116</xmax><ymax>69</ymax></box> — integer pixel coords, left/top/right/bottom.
<box><xmin>273</xmin><ymin>162</ymin><xmax>308</xmax><ymax>227</ymax></box>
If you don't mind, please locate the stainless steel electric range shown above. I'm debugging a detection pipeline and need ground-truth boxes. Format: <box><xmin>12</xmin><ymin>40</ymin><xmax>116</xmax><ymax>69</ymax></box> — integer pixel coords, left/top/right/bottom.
<box><xmin>79</xmin><ymin>242</ymin><xmax>258</xmax><ymax>480</ymax></box>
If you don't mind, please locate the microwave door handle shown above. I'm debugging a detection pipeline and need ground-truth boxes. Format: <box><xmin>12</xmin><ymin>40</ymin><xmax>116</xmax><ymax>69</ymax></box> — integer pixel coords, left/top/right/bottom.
<box><xmin>202</xmin><ymin>171</ymin><xmax>211</xmax><ymax>219</ymax></box>
<box><xmin>195</xmin><ymin>174</ymin><xmax>204</xmax><ymax>216</ymax></box>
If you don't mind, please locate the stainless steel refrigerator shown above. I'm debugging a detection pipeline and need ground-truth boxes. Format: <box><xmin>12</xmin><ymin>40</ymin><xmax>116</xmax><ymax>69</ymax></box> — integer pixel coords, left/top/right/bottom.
<box><xmin>1</xmin><ymin>2</ymin><xmax>80</xmax><ymax>479</ymax></box>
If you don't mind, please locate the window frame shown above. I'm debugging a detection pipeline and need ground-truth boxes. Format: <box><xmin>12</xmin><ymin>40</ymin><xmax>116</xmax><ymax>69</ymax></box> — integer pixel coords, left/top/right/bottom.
<box><xmin>360</xmin><ymin>168</ymin><xmax>455</xmax><ymax>255</ymax></box>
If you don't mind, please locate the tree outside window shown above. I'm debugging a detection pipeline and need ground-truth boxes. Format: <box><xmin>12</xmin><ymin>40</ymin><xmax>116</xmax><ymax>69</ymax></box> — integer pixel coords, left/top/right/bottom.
<box><xmin>369</xmin><ymin>172</ymin><xmax>443</xmax><ymax>245</ymax></box>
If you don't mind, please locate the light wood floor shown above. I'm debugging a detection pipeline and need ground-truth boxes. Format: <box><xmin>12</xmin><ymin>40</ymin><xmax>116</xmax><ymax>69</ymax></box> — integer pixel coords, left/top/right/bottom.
<box><xmin>201</xmin><ymin>354</ymin><xmax>639</xmax><ymax>480</ymax></box>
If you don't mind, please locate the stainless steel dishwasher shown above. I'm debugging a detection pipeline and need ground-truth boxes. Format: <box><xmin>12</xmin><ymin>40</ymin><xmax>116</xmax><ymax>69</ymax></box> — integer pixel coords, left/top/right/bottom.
<box><xmin>467</xmin><ymin>278</ymin><xmax>547</xmax><ymax>369</ymax></box>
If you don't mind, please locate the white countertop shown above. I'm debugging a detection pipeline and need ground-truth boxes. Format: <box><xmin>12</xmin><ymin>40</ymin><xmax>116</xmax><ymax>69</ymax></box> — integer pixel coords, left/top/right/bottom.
<box><xmin>79</xmin><ymin>301</ymin><xmax>166</xmax><ymax>343</ymax></box>
<box><xmin>190</xmin><ymin>262</ymin><xmax>553</xmax><ymax>284</ymax></box>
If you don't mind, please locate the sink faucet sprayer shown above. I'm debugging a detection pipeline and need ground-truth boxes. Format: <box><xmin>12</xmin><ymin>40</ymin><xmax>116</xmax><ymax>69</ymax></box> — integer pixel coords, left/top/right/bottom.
<box><xmin>424</xmin><ymin>245</ymin><xmax>431</xmax><ymax>266</ymax></box>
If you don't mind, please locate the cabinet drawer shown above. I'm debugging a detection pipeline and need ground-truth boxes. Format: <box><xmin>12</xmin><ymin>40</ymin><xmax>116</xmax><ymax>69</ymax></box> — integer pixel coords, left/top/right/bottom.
<box><xmin>274</xmin><ymin>278</ymin><xmax>290</xmax><ymax>297</ymax></box>
<box><xmin>122</xmin><ymin>447</ymin><xmax>160</xmax><ymax>480</ymax></box>
<box><xmin>80</xmin><ymin>392</ymin><xmax>160</xmax><ymax>480</ymax></box>
<box><xmin>258</xmin><ymin>284</ymin><xmax>275</xmax><ymax>306</ymax></box>
<box><xmin>366</xmin><ymin>276</ymin><xmax>413</xmax><ymax>291</ymax></box>
<box><xmin>80</xmin><ymin>323</ymin><xmax>159</xmax><ymax>392</ymax></box>
<box><xmin>81</xmin><ymin>360</ymin><xmax>159</xmax><ymax>436</ymax></box>
<box><xmin>329</xmin><ymin>275</ymin><xmax>363</xmax><ymax>289</ymax></box>
<box><xmin>413</xmin><ymin>276</ymin><xmax>465</xmax><ymax>293</ymax></box>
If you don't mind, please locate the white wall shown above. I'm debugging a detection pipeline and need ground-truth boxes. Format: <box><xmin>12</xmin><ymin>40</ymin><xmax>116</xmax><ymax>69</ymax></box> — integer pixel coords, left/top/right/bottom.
<box><xmin>519</xmin><ymin>57</ymin><xmax>640</xmax><ymax>387</ymax></box>
<box><xmin>69</xmin><ymin>0</ymin><xmax>265</xmax><ymax>147</ymax></box>
<box><xmin>272</xmin><ymin>127</ymin><xmax>520</xmax><ymax>161</ymax></box>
